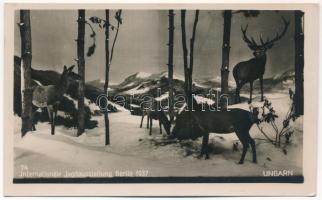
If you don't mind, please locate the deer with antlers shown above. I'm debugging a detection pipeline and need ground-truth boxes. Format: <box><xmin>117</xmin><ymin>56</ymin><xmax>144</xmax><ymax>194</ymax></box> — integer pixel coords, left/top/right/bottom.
<box><xmin>233</xmin><ymin>17</ymin><xmax>290</xmax><ymax>103</ymax></box>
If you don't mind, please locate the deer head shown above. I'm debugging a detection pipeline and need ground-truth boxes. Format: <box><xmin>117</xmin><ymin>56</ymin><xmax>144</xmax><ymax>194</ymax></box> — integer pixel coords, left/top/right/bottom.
<box><xmin>241</xmin><ymin>17</ymin><xmax>290</xmax><ymax>58</ymax></box>
<box><xmin>60</xmin><ymin>65</ymin><xmax>81</xmax><ymax>88</ymax></box>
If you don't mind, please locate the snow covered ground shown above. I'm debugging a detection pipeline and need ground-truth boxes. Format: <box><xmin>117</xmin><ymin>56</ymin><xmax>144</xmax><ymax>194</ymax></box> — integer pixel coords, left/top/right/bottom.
<box><xmin>14</xmin><ymin>92</ymin><xmax>302</xmax><ymax>178</ymax></box>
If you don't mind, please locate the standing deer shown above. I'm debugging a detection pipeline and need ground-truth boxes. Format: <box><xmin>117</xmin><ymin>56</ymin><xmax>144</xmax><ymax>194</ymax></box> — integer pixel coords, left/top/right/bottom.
<box><xmin>32</xmin><ymin>65</ymin><xmax>81</xmax><ymax>135</ymax></box>
<box><xmin>139</xmin><ymin>103</ymin><xmax>171</xmax><ymax>136</ymax></box>
<box><xmin>172</xmin><ymin>108</ymin><xmax>260</xmax><ymax>164</ymax></box>
<box><xmin>234</xmin><ymin>17</ymin><xmax>290</xmax><ymax>103</ymax></box>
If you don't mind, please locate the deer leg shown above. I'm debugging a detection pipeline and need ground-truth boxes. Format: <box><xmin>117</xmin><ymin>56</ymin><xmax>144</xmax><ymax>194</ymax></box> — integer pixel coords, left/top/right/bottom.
<box><xmin>198</xmin><ymin>133</ymin><xmax>208</xmax><ymax>158</ymax></box>
<box><xmin>260</xmin><ymin>77</ymin><xmax>264</xmax><ymax>101</ymax></box>
<box><xmin>235</xmin><ymin>82</ymin><xmax>244</xmax><ymax>103</ymax></box>
<box><xmin>205</xmin><ymin>134</ymin><xmax>210</xmax><ymax>160</ymax></box>
<box><xmin>140</xmin><ymin>114</ymin><xmax>144</xmax><ymax>128</ymax></box>
<box><xmin>31</xmin><ymin>109</ymin><xmax>36</xmax><ymax>131</ymax></box>
<box><xmin>159</xmin><ymin>120</ymin><xmax>162</xmax><ymax>134</ymax></box>
<box><xmin>248</xmin><ymin>82</ymin><xmax>253</xmax><ymax>104</ymax></box>
<box><xmin>51</xmin><ymin>108</ymin><xmax>57</xmax><ymax>135</ymax></box>
<box><xmin>201</xmin><ymin>133</ymin><xmax>210</xmax><ymax>160</ymax></box>
<box><xmin>47</xmin><ymin>106</ymin><xmax>54</xmax><ymax>135</ymax></box>
<box><xmin>235</xmin><ymin>130</ymin><xmax>249</xmax><ymax>164</ymax></box>
<box><xmin>146</xmin><ymin>115</ymin><xmax>149</xmax><ymax>129</ymax></box>
<box><xmin>149</xmin><ymin>118</ymin><xmax>152</xmax><ymax>136</ymax></box>
<box><xmin>249</xmin><ymin>137</ymin><xmax>257</xmax><ymax>163</ymax></box>
<box><xmin>238</xmin><ymin>140</ymin><xmax>249</xmax><ymax>164</ymax></box>
<box><xmin>235</xmin><ymin>83</ymin><xmax>240</xmax><ymax>103</ymax></box>
<box><xmin>47</xmin><ymin>106</ymin><xmax>52</xmax><ymax>123</ymax></box>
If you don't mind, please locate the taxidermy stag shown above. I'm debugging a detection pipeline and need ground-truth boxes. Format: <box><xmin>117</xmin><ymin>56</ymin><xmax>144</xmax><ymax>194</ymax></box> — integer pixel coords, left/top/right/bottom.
<box><xmin>32</xmin><ymin>65</ymin><xmax>81</xmax><ymax>135</ymax></box>
<box><xmin>140</xmin><ymin>103</ymin><xmax>171</xmax><ymax>136</ymax></box>
<box><xmin>233</xmin><ymin>17</ymin><xmax>290</xmax><ymax>103</ymax></box>
<box><xmin>172</xmin><ymin>108</ymin><xmax>260</xmax><ymax>164</ymax></box>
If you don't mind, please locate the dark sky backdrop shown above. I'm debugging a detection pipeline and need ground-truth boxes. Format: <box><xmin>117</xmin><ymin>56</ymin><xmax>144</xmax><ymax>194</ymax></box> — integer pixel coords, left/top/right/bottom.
<box><xmin>14</xmin><ymin>10</ymin><xmax>295</xmax><ymax>83</ymax></box>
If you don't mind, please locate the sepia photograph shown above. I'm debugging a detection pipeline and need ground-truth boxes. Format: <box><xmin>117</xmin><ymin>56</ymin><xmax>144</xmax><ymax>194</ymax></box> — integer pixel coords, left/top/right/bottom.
<box><xmin>3</xmin><ymin>2</ymin><xmax>319</xmax><ymax>196</ymax></box>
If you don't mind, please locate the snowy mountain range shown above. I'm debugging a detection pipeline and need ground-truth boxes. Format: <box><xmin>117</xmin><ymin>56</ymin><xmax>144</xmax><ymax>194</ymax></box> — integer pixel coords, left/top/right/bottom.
<box><xmin>88</xmin><ymin>69</ymin><xmax>295</xmax><ymax>101</ymax></box>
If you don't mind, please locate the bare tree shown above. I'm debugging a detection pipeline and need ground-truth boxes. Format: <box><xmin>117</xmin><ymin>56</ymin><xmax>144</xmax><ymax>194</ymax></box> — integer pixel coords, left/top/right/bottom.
<box><xmin>180</xmin><ymin>10</ymin><xmax>199</xmax><ymax>111</ymax></box>
<box><xmin>189</xmin><ymin>10</ymin><xmax>200</xmax><ymax>97</ymax></box>
<box><xmin>294</xmin><ymin>11</ymin><xmax>304</xmax><ymax>116</ymax></box>
<box><xmin>105</xmin><ymin>10</ymin><xmax>122</xmax><ymax>145</ymax></box>
<box><xmin>220</xmin><ymin>10</ymin><xmax>232</xmax><ymax>95</ymax></box>
<box><xmin>89</xmin><ymin>10</ymin><xmax>123</xmax><ymax>145</ymax></box>
<box><xmin>77</xmin><ymin>10</ymin><xmax>86</xmax><ymax>136</ymax></box>
<box><xmin>104</xmin><ymin>10</ymin><xmax>110</xmax><ymax>145</ymax></box>
<box><xmin>181</xmin><ymin>10</ymin><xmax>189</xmax><ymax>108</ymax></box>
<box><xmin>14</xmin><ymin>56</ymin><xmax>22</xmax><ymax>117</ymax></box>
<box><xmin>19</xmin><ymin>10</ymin><xmax>33</xmax><ymax>137</ymax></box>
<box><xmin>167</xmin><ymin>10</ymin><xmax>175</xmax><ymax>122</ymax></box>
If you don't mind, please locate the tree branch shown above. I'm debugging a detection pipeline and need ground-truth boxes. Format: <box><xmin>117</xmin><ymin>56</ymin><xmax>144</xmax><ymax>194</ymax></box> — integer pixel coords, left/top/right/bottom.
<box><xmin>110</xmin><ymin>10</ymin><xmax>122</xmax><ymax>64</ymax></box>
<box><xmin>256</xmin><ymin>124</ymin><xmax>274</xmax><ymax>144</ymax></box>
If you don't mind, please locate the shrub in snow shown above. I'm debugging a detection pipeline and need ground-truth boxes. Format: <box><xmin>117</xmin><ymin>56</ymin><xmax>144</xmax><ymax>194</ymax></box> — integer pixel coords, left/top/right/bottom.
<box><xmin>250</xmin><ymin>88</ymin><xmax>298</xmax><ymax>151</ymax></box>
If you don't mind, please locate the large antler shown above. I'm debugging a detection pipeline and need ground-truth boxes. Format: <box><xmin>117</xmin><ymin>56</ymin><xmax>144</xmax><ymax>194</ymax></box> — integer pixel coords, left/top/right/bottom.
<box><xmin>261</xmin><ymin>17</ymin><xmax>290</xmax><ymax>49</ymax></box>
<box><xmin>241</xmin><ymin>24</ymin><xmax>259</xmax><ymax>50</ymax></box>
<box><xmin>241</xmin><ymin>17</ymin><xmax>290</xmax><ymax>50</ymax></box>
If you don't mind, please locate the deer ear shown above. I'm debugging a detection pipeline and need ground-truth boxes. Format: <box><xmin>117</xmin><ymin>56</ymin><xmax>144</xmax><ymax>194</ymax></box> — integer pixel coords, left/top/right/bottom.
<box><xmin>68</xmin><ymin>65</ymin><xmax>75</xmax><ymax>71</ymax></box>
<box><xmin>63</xmin><ymin>65</ymin><xmax>67</xmax><ymax>71</ymax></box>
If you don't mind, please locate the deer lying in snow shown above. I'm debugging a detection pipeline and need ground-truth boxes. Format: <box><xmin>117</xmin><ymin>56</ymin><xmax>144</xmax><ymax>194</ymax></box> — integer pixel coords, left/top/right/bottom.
<box><xmin>140</xmin><ymin>105</ymin><xmax>171</xmax><ymax>136</ymax></box>
<box><xmin>172</xmin><ymin>108</ymin><xmax>260</xmax><ymax>164</ymax></box>
<box><xmin>32</xmin><ymin>65</ymin><xmax>81</xmax><ymax>135</ymax></box>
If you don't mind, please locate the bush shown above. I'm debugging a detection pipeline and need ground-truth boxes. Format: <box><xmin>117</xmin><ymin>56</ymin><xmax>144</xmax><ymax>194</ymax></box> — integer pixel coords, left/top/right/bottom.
<box><xmin>250</xmin><ymin>89</ymin><xmax>297</xmax><ymax>149</ymax></box>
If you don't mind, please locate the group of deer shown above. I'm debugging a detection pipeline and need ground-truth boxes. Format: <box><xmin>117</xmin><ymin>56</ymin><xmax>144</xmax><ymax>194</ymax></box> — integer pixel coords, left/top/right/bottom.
<box><xmin>28</xmin><ymin>17</ymin><xmax>289</xmax><ymax>164</ymax></box>
<box><xmin>139</xmin><ymin>17</ymin><xmax>289</xmax><ymax>164</ymax></box>
<box><xmin>139</xmin><ymin>99</ymin><xmax>260</xmax><ymax>164</ymax></box>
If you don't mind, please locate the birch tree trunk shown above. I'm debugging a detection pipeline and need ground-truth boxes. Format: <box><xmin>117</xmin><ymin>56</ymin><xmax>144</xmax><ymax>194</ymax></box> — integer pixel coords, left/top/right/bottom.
<box><xmin>181</xmin><ymin>10</ymin><xmax>199</xmax><ymax>111</ymax></box>
<box><xmin>294</xmin><ymin>11</ymin><xmax>304</xmax><ymax>116</ymax></box>
<box><xmin>189</xmin><ymin>10</ymin><xmax>199</xmax><ymax>98</ymax></box>
<box><xmin>77</xmin><ymin>10</ymin><xmax>86</xmax><ymax>136</ymax></box>
<box><xmin>220</xmin><ymin>10</ymin><xmax>232</xmax><ymax>95</ymax></box>
<box><xmin>104</xmin><ymin>10</ymin><xmax>110</xmax><ymax>145</ymax></box>
<box><xmin>180</xmin><ymin>10</ymin><xmax>190</xmax><ymax>110</ymax></box>
<box><xmin>20</xmin><ymin>10</ymin><xmax>33</xmax><ymax>137</ymax></box>
<box><xmin>168</xmin><ymin>10</ymin><xmax>175</xmax><ymax>122</ymax></box>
